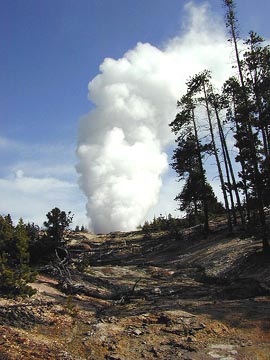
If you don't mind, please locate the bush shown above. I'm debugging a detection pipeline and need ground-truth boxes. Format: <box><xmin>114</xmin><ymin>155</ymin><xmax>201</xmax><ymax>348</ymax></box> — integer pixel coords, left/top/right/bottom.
<box><xmin>141</xmin><ymin>214</ymin><xmax>187</xmax><ymax>233</ymax></box>
<box><xmin>0</xmin><ymin>216</ymin><xmax>36</xmax><ymax>297</ymax></box>
<box><xmin>29</xmin><ymin>208</ymin><xmax>73</xmax><ymax>264</ymax></box>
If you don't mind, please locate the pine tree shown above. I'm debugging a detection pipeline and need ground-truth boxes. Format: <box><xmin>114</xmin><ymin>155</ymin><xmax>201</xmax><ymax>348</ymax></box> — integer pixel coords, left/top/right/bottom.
<box><xmin>170</xmin><ymin>93</ymin><xmax>211</xmax><ymax>234</ymax></box>
<box><xmin>223</xmin><ymin>0</ymin><xmax>269</xmax><ymax>253</ymax></box>
<box><xmin>43</xmin><ymin>207</ymin><xmax>73</xmax><ymax>248</ymax></box>
<box><xmin>187</xmin><ymin>70</ymin><xmax>233</xmax><ymax>232</ymax></box>
<box><xmin>0</xmin><ymin>216</ymin><xmax>35</xmax><ymax>297</ymax></box>
<box><xmin>14</xmin><ymin>219</ymin><xmax>36</xmax><ymax>292</ymax></box>
<box><xmin>243</xmin><ymin>32</ymin><xmax>270</xmax><ymax>206</ymax></box>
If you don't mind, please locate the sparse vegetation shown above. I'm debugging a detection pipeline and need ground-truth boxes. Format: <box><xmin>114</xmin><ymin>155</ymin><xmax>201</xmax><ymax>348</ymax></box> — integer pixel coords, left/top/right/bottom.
<box><xmin>0</xmin><ymin>208</ymin><xmax>74</xmax><ymax>297</ymax></box>
<box><xmin>0</xmin><ymin>215</ymin><xmax>36</xmax><ymax>297</ymax></box>
<box><xmin>64</xmin><ymin>294</ymin><xmax>79</xmax><ymax>317</ymax></box>
<box><xmin>1</xmin><ymin>222</ymin><xmax>270</xmax><ymax>359</ymax></box>
<box><xmin>140</xmin><ymin>214</ymin><xmax>185</xmax><ymax>232</ymax></box>
<box><xmin>0</xmin><ymin>2</ymin><xmax>269</xmax><ymax>358</ymax></box>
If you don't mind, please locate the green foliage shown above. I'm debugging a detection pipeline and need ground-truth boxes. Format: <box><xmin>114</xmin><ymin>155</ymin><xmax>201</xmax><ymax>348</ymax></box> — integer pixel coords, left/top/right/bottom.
<box><xmin>26</xmin><ymin>222</ymin><xmax>40</xmax><ymax>244</ymax></box>
<box><xmin>170</xmin><ymin>6</ymin><xmax>270</xmax><ymax>239</ymax></box>
<box><xmin>141</xmin><ymin>214</ymin><xmax>186</xmax><ymax>239</ymax></box>
<box><xmin>64</xmin><ymin>295</ymin><xmax>79</xmax><ymax>317</ymax></box>
<box><xmin>0</xmin><ymin>215</ymin><xmax>36</xmax><ymax>297</ymax></box>
<box><xmin>44</xmin><ymin>207</ymin><xmax>73</xmax><ymax>247</ymax></box>
<box><xmin>0</xmin><ymin>209</ymin><xmax>74</xmax><ymax>296</ymax></box>
<box><xmin>169</xmin><ymin>2</ymin><xmax>270</xmax><ymax>250</ymax></box>
<box><xmin>80</xmin><ymin>225</ymin><xmax>86</xmax><ymax>232</ymax></box>
<box><xmin>176</xmin><ymin>177</ymin><xmax>225</xmax><ymax>226</ymax></box>
<box><xmin>29</xmin><ymin>208</ymin><xmax>74</xmax><ymax>264</ymax></box>
<box><xmin>169</xmin><ymin>87</ymin><xmax>212</xmax><ymax>234</ymax></box>
<box><xmin>0</xmin><ymin>214</ymin><xmax>13</xmax><ymax>253</ymax></box>
<box><xmin>74</xmin><ymin>225</ymin><xmax>86</xmax><ymax>232</ymax></box>
<box><xmin>26</xmin><ymin>222</ymin><xmax>47</xmax><ymax>264</ymax></box>
<box><xmin>76</xmin><ymin>252</ymin><xmax>90</xmax><ymax>272</ymax></box>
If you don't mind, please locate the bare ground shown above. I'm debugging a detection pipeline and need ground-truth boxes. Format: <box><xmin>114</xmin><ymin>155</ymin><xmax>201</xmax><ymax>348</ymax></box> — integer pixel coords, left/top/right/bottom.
<box><xmin>1</xmin><ymin>220</ymin><xmax>270</xmax><ymax>359</ymax></box>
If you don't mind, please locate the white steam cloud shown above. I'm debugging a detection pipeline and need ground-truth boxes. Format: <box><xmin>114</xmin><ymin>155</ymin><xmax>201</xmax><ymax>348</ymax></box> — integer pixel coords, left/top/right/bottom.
<box><xmin>76</xmin><ymin>2</ymin><xmax>232</xmax><ymax>233</ymax></box>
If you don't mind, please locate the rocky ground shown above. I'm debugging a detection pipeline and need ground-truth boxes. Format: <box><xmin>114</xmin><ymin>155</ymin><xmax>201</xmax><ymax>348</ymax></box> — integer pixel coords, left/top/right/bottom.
<box><xmin>0</xmin><ymin>219</ymin><xmax>270</xmax><ymax>359</ymax></box>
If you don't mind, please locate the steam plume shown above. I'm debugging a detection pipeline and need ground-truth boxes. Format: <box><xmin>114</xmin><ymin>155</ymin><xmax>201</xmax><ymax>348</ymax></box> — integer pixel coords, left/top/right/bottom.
<box><xmin>76</xmin><ymin>2</ymin><xmax>232</xmax><ymax>233</ymax></box>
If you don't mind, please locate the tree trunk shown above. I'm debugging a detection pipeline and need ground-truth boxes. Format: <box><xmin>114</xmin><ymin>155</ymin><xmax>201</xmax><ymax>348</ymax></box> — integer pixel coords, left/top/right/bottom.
<box><xmin>214</xmin><ymin>106</ymin><xmax>245</xmax><ymax>226</ymax></box>
<box><xmin>225</xmin><ymin>0</ymin><xmax>270</xmax><ymax>253</ymax></box>
<box><xmin>192</xmin><ymin>108</ymin><xmax>209</xmax><ymax>235</ymax></box>
<box><xmin>202</xmin><ymin>82</ymin><xmax>232</xmax><ymax>233</ymax></box>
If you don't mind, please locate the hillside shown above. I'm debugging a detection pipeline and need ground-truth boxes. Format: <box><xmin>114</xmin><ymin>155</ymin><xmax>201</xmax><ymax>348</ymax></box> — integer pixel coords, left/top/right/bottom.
<box><xmin>1</xmin><ymin>220</ymin><xmax>270</xmax><ymax>359</ymax></box>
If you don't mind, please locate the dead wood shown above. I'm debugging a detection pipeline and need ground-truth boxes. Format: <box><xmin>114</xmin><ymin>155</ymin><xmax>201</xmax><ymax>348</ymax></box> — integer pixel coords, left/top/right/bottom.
<box><xmin>113</xmin><ymin>278</ymin><xmax>142</xmax><ymax>304</ymax></box>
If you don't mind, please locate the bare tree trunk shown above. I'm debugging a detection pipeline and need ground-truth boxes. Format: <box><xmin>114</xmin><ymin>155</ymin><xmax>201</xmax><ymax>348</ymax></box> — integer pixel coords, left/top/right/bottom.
<box><xmin>214</xmin><ymin>106</ymin><xmax>245</xmax><ymax>226</ymax></box>
<box><xmin>202</xmin><ymin>82</ymin><xmax>232</xmax><ymax>233</ymax></box>
<box><xmin>218</xmin><ymin>121</ymin><xmax>237</xmax><ymax>225</ymax></box>
<box><xmin>192</xmin><ymin>108</ymin><xmax>209</xmax><ymax>235</ymax></box>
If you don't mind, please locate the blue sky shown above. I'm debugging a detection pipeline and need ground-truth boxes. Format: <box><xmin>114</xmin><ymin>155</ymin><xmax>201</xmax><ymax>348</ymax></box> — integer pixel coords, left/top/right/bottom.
<box><xmin>0</xmin><ymin>0</ymin><xmax>269</xmax><ymax>230</ymax></box>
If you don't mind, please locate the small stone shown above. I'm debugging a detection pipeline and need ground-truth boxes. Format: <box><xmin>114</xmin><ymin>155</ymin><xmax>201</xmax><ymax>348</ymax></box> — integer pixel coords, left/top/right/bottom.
<box><xmin>84</xmin><ymin>331</ymin><xmax>93</xmax><ymax>336</ymax></box>
<box><xmin>108</xmin><ymin>316</ymin><xmax>117</xmax><ymax>323</ymax></box>
<box><xmin>133</xmin><ymin>329</ymin><xmax>143</xmax><ymax>336</ymax></box>
<box><xmin>153</xmin><ymin>287</ymin><xmax>161</xmax><ymax>295</ymax></box>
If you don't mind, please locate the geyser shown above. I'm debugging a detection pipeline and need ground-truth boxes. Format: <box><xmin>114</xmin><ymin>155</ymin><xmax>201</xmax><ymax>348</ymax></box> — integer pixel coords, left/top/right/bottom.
<box><xmin>76</xmin><ymin>2</ymin><xmax>232</xmax><ymax>233</ymax></box>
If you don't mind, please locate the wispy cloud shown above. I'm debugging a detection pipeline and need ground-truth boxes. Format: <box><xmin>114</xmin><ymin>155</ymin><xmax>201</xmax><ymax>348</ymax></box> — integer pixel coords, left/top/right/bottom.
<box><xmin>0</xmin><ymin>135</ymin><xmax>77</xmax><ymax>179</ymax></box>
<box><xmin>0</xmin><ymin>171</ymin><xmax>87</xmax><ymax>227</ymax></box>
<box><xmin>0</xmin><ymin>135</ymin><xmax>86</xmax><ymax>227</ymax></box>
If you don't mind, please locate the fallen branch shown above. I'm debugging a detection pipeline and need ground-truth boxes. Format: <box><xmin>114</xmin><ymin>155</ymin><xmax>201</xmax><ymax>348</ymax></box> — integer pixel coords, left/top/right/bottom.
<box><xmin>113</xmin><ymin>278</ymin><xmax>142</xmax><ymax>304</ymax></box>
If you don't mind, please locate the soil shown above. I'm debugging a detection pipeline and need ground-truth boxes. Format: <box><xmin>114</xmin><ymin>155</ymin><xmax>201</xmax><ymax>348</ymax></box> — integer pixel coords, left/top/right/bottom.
<box><xmin>1</xmin><ymin>218</ymin><xmax>270</xmax><ymax>359</ymax></box>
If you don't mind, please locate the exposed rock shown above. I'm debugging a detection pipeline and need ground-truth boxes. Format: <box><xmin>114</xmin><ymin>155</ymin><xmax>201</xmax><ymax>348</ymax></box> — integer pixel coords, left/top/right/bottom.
<box><xmin>1</xmin><ymin>222</ymin><xmax>270</xmax><ymax>359</ymax></box>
